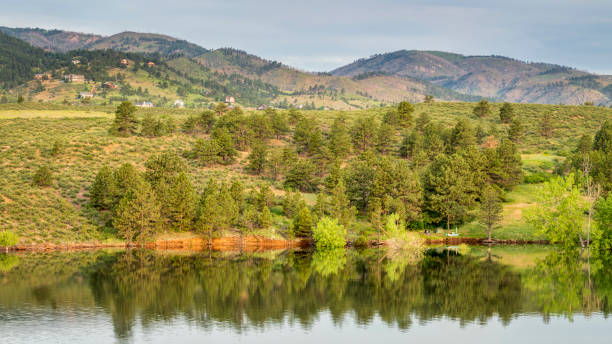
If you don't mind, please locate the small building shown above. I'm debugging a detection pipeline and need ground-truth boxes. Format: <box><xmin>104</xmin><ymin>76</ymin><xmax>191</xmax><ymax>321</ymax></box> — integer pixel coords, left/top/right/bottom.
<box><xmin>71</xmin><ymin>58</ymin><xmax>80</xmax><ymax>65</ymax></box>
<box><xmin>120</xmin><ymin>59</ymin><xmax>129</xmax><ymax>66</ymax></box>
<box><xmin>225</xmin><ymin>96</ymin><xmax>235</xmax><ymax>104</ymax></box>
<box><xmin>79</xmin><ymin>92</ymin><xmax>94</xmax><ymax>99</ymax></box>
<box><xmin>34</xmin><ymin>74</ymin><xmax>44</xmax><ymax>80</ymax></box>
<box><xmin>136</xmin><ymin>101</ymin><xmax>154</xmax><ymax>108</ymax></box>
<box><xmin>173</xmin><ymin>99</ymin><xmax>185</xmax><ymax>108</ymax></box>
<box><xmin>256</xmin><ymin>104</ymin><xmax>268</xmax><ymax>111</ymax></box>
<box><xmin>102</xmin><ymin>82</ymin><xmax>118</xmax><ymax>89</ymax></box>
<box><xmin>64</xmin><ymin>74</ymin><xmax>86</xmax><ymax>83</ymax></box>
<box><xmin>146</xmin><ymin>61</ymin><xmax>156</xmax><ymax>68</ymax></box>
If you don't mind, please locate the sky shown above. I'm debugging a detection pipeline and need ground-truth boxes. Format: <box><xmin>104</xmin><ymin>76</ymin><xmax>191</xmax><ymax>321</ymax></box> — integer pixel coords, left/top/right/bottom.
<box><xmin>1</xmin><ymin>0</ymin><xmax>612</xmax><ymax>74</ymax></box>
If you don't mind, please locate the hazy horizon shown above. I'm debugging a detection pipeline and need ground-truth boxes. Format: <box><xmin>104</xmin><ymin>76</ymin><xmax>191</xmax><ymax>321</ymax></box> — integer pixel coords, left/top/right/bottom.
<box><xmin>2</xmin><ymin>0</ymin><xmax>612</xmax><ymax>74</ymax></box>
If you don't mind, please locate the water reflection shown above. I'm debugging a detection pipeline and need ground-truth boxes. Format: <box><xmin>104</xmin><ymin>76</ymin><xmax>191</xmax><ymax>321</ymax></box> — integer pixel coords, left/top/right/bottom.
<box><xmin>0</xmin><ymin>246</ymin><xmax>611</xmax><ymax>342</ymax></box>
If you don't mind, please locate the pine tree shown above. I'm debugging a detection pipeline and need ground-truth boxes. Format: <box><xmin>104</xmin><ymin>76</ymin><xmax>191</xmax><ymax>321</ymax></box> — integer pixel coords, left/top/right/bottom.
<box><xmin>191</xmin><ymin>139</ymin><xmax>221</xmax><ymax>165</ymax></box>
<box><xmin>329</xmin><ymin>179</ymin><xmax>357</xmax><ymax>228</ymax></box>
<box><xmin>166</xmin><ymin>172</ymin><xmax>197</xmax><ymax>231</ymax></box>
<box><xmin>247</xmin><ymin>141</ymin><xmax>268</xmax><ymax>174</ymax></box>
<box><xmin>90</xmin><ymin>166</ymin><xmax>116</xmax><ymax>210</ymax></box>
<box><xmin>473</xmin><ymin>100</ymin><xmax>491</xmax><ymax>118</ymax></box>
<box><xmin>112</xmin><ymin>181</ymin><xmax>161</xmax><ymax>245</ymax></box>
<box><xmin>109</xmin><ymin>101</ymin><xmax>139</xmax><ymax>137</ymax></box>
<box><xmin>479</xmin><ymin>185</ymin><xmax>503</xmax><ymax>241</ymax></box>
<box><xmin>540</xmin><ymin>113</ymin><xmax>553</xmax><ymax>138</ymax></box>
<box><xmin>351</xmin><ymin>116</ymin><xmax>377</xmax><ymax>152</ymax></box>
<box><xmin>397</xmin><ymin>101</ymin><xmax>415</xmax><ymax>127</ymax></box>
<box><xmin>284</xmin><ymin>159</ymin><xmax>318</xmax><ymax>192</ymax></box>
<box><xmin>33</xmin><ymin>165</ymin><xmax>53</xmax><ymax>187</ymax></box>
<box><xmin>508</xmin><ymin>119</ymin><xmax>523</xmax><ymax>143</ymax></box>
<box><xmin>211</xmin><ymin>128</ymin><xmax>237</xmax><ymax>164</ymax></box>
<box><xmin>449</xmin><ymin>119</ymin><xmax>477</xmax><ymax>152</ymax></box>
<box><xmin>258</xmin><ymin>206</ymin><xmax>273</xmax><ymax>228</ymax></box>
<box><xmin>293</xmin><ymin>207</ymin><xmax>313</xmax><ymax>238</ymax></box>
<box><xmin>328</xmin><ymin>116</ymin><xmax>352</xmax><ymax>158</ymax></box>
<box><xmin>376</xmin><ymin>122</ymin><xmax>395</xmax><ymax>153</ymax></box>
<box><xmin>499</xmin><ymin>102</ymin><xmax>515</xmax><ymax>123</ymax></box>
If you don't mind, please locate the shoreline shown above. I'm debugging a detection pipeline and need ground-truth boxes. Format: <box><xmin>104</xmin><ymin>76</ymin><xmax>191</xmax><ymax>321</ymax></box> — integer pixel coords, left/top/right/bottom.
<box><xmin>3</xmin><ymin>235</ymin><xmax>549</xmax><ymax>252</ymax></box>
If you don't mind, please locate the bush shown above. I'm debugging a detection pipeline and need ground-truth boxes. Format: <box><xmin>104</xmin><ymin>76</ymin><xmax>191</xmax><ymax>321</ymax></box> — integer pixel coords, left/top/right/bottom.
<box><xmin>33</xmin><ymin>165</ymin><xmax>53</xmax><ymax>186</ymax></box>
<box><xmin>313</xmin><ymin>217</ymin><xmax>347</xmax><ymax>249</ymax></box>
<box><xmin>0</xmin><ymin>231</ymin><xmax>19</xmax><ymax>249</ymax></box>
<box><xmin>524</xmin><ymin>172</ymin><xmax>551</xmax><ymax>184</ymax></box>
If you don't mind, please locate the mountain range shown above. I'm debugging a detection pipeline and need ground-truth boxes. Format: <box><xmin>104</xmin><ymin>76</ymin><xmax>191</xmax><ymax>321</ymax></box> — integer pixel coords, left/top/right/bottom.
<box><xmin>1</xmin><ymin>26</ymin><xmax>611</xmax><ymax>107</ymax></box>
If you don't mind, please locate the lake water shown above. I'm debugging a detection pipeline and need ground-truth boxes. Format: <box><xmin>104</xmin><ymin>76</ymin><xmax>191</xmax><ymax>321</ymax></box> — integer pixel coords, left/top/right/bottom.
<box><xmin>1</xmin><ymin>246</ymin><xmax>611</xmax><ymax>343</ymax></box>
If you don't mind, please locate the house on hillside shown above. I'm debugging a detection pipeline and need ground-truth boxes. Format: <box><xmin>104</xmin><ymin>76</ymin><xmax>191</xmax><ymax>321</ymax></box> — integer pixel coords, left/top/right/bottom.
<box><xmin>64</xmin><ymin>74</ymin><xmax>86</xmax><ymax>83</ymax></box>
<box><xmin>71</xmin><ymin>58</ymin><xmax>80</xmax><ymax>65</ymax></box>
<box><xmin>102</xmin><ymin>82</ymin><xmax>118</xmax><ymax>89</ymax></box>
<box><xmin>34</xmin><ymin>74</ymin><xmax>44</xmax><ymax>80</ymax></box>
<box><xmin>120</xmin><ymin>59</ymin><xmax>129</xmax><ymax>66</ymax></box>
<box><xmin>256</xmin><ymin>104</ymin><xmax>268</xmax><ymax>111</ymax></box>
<box><xmin>174</xmin><ymin>99</ymin><xmax>185</xmax><ymax>108</ymax></box>
<box><xmin>79</xmin><ymin>92</ymin><xmax>94</xmax><ymax>99</ymax></box>
<box><xmin>146</xmin><ymin>61</ymin><xmax>156</xmax><ymax>68</ymax></box>
<box><xmin>225</xmin><ymin>96</ymin><xmax>235</xmax><ymax>104</ymax></box>
<box><xmin>136</xmin><ymin>101</ymin><xmax>154</xmax><ymax>108</ymax></box>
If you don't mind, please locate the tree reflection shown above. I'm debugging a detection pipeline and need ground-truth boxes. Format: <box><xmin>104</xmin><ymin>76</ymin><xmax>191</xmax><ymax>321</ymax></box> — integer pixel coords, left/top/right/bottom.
<box><xmin>1</xmin><ymin>247</ymin><xmax>612</xmax><ymax>342</ymax></box>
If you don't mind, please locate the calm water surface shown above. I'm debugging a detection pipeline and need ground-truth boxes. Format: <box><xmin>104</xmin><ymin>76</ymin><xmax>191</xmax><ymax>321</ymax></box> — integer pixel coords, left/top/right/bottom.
<box><xmin>1</xmin><ymin>246</ymin><xmax>611</xmax><ymax>343</ymax></box>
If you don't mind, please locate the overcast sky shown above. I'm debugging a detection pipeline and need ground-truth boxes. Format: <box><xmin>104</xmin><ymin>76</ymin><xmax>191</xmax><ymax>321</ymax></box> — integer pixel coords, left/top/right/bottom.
<box><xmin>2</xmin><ymin>0</ymin><xmax>611</xmax><ymax>74</ymax></box>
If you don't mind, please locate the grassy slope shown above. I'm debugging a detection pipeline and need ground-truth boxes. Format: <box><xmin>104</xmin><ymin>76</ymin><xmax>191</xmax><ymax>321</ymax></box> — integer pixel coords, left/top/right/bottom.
<box><xmin>0</xmin><ymin>101</ymin><xmax>610</xmax><ymax>244</ymax></box>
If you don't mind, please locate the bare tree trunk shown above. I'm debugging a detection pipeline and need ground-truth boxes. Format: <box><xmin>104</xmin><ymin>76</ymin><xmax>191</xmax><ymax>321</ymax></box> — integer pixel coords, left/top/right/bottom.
<box><xmin>447</xmin><ymin>214</ymin><xmax>450</xmax><ymax>231</ymax></box>
<box><xmin>488</xmin><ymin>224</ymin><xmax>492</xmax><ymax>241</ymax></box>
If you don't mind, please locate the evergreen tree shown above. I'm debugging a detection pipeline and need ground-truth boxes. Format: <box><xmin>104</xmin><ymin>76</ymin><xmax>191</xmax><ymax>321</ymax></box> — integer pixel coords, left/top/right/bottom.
<box><xmin>329</xmin><ymin>178</ymin><xmax>357</xmax><ymax>228</ymax></box>
<box><xmin>258</xmin><ymin>206</ymin><xmax>273</xmax><ymax>228</ymax></box>
<box><xmin>109</xmin><ymin>101</ymin><xmax>139</xmax><ymax>136</ymax></box>
<box><xmin>90</xmin><ymin>166</ymin><xmax>116</xmax><ymax>210</ymax></box>
<box><xmin>166</xmin><ymin>172</ymin><xmax>197</xmax><ymax>232</ymax></box>
<box><xmin>499</xmin><ymin>102</ymin><xmax>515</xmax><ymax>123</ymax></box>
<box><xmin>328</xmin><ymin>116</ymin><xmax>352</xmax><ymax>158</ymax></box>
<box><xmin>449</xmin><ymin>119</ymin><xmax>477</xmax><ymax>152</ymax></box>
<box><xmin>486</xmin><ymin>139</ymin><xmax>523</xmax><ymax>190</ymax></box>
<box><xmin>270</xmin><ymin>110</ymin><xmax>289</xmax><ymax>139</ymax></box>
<box><xmin>113</xmin><ymin>181</ymin><xmax>161</xmax><ymax>245</ymax></box>
<box><xmin>473</xmin><ymin>100</ymin><xmax>491</xmax><ymax>118</ymax></box>
<box><xmin>247</xmin><ymin>141</ymin><xmax>268</xmax><ymax>174</ymax></box>
<box><xmin>508</xmin><ymin>119</ymin><xmax>523</xmax><ymax>143</ymax></box>
<box><xmin>284</xmin><ymin>159</ymin><xmax>318</xmax><ymax>192</ymax></box>
<box><xmin>293</xmin><ymin>207</ymin><xmax>313</xmax><ymax>238</ymax></box>
<box><xmin>191</xmin><ymin>138</ymin><xmax>221</xmax><ymax>166</ymax></box>
<box><xmin>140</xmin><ymin>113</ymin><xmax>164</xmax><ymax>137</ymax></box>
<box><xmin>479</xmin><ymin>185</ymin><xmax>503</xmax><ymax>241</ymax></box>
<box><xmin>144</xmin><ymin>152</ymin><xmax>186</xmax><ymax>188</ymax></box>
<box><xmin>424</xmin><ymin>154</ymin><xmax>478</xmax><ymax>230</ymax></box>
<box><xmin>397</xmin><ymin>101</ymin><xmax>415</xmax><ymax>127</ymax></box>
<box><xmin>282</xmin><ymin>190</ymin><xmax>306</xmax><ymax>218</ymax></box>
<box><xmin>294</xmin><ymin>117</ymin><xmax>316</xmax><ymax>153</ymax></box>
<box><xmin>351</xmin><ymin>116</ymin><xmax>377</xmax><ymax>152</ymax></box>
<box><xmin>540</xmin><ymin>113</ymin><xmax>553</xmax><ymax>138</ymax></box>
<box><xmin>415</xmin><ymin>112</ymin><xmax>431</xmax><ymax>132</ymax></box>
<box><xmin>423</xmin><ymin>95</ymin><xmax>434</xmax><ymax>103</ymax></box>
<box><xmin>376</xmin><ymin>122</ymin><xmax>395</xmax><ymax>153</ymax></box>
<box><xmin>199</xmin><ymin>110</ymin><xmax>216</xmax><ymax>133</ymax></box>
<box><xmin>211</xmin><ymin>128</ymin><xmax>237</xmax><ymax>164</ymax></box>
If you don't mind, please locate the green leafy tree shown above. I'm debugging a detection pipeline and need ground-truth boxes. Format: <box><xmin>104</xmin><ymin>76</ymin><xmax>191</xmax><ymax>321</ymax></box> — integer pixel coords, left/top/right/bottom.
<box><xmin>113</xmin><ymin>181</ymin><xmax>161</xmax><ymax>245</ymax></box>
<box><xmin>526</xmin><ymin>174</ymin><xmax>587</xmax><ymax>249</ymax></box>
<box><xmin>473</xmin><ymin>100</ymin><xmax>491</xmax><ymax>118</ymax></box>
<box><xmin>486</xmin><ymin>139</ymin><xmax>523</xmax><ymax>190</ymax></box>
<box><xmin>0</xmin><ymin>231</ymin><xmax>18</xmax><ymax>252</ymax></box>
<box><xmin>344</xmin><ymin>158</ymin><xmax>376</xmax><ymax>211</ymax></box>
<box><xmin>376</xmin><ymin>122</ymin><xmax>395</xmax><ymax>153</ymax></box>
<box><xmin>140</xmin><ymin>113</ymin><xmax>165</xmax><ymax>137</ymax></box>
<box><xmin>199</xmin><ymin>110</ymin><xmax>216</xmax><ymax>133</ymax></box>
<box><xmin>593</xmin><ymin>195</ymin><xmax>612</xmax><ymax>253</ymax></box>
<box><xmin>499</xmin><ymin>102</ymin><xmax>515</xmax><ymax>123</ymax></box>
<box><xmin>33</xmin><ymin>165</ymin><xmax>52</xmax><ymax>187</ymax></box>
<box><xmin>109</xmin><ymin>101</ymin><xmax>139</xmax><ymax>137</ymax></box>
<box><xmin>449</xmin><ymin>119</ymin><xmax>477</xmax><ymax>152</ymax></box>
<box><xmin>293</xmin><ymin>207</ymin><xmax>314</xmax><ymax>238</ymax></box>
<box><xmin>282</xmin><ymin>190</ymin><xmax>306</xmax><ymax>218</ymax></box>
<box><xmin>313</xmin><ymin>217</ymin><xmax>347</xmax><ymax>249</ymax></box>
<box><xmin>479</xmin><ymin>185</ymin><xmax>503</xmax><ymax>241</ymax></box>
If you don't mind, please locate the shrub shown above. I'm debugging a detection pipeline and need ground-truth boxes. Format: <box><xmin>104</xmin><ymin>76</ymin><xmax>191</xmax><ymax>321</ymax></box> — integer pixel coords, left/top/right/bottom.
<box><xmin>0</xmin><ymin>231</ymin><xmax>19</xmax><ymax>250</ymax></box>
<box><xmin>33</xmin><ymin>165</ymin><xmax>53</xmax><ymax>186</ymax></box>
<box><xmin>313</xmin><ymin>217</ymin><xmax>347</xmax><ymax>249</ymax></box>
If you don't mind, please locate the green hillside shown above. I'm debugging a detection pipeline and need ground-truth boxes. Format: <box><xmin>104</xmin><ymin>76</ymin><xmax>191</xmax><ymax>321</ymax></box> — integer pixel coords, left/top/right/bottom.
<box><xmin>0</xmin><ymin>101</ymin><xmax>609</xmax><ymax>244</ymax></box>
